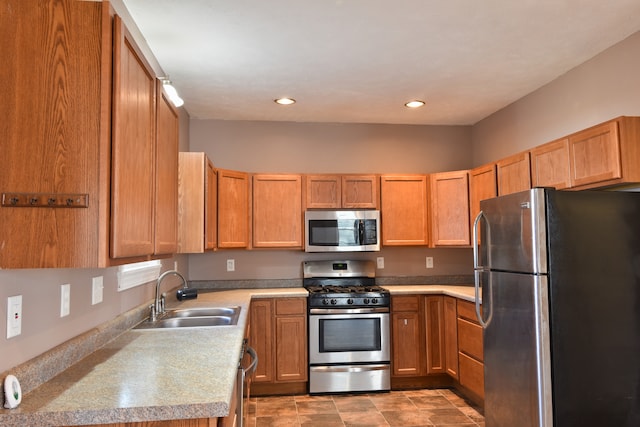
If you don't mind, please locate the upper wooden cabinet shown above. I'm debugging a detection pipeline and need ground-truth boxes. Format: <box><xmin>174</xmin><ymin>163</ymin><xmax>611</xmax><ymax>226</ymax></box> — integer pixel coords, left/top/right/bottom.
<box><xmin>218</xmin><ymin>169</ymin><xmax>250</xmax><ymax>248</ymax></box>
<box><xmin>0</xmin><ymin>2</ymin><xmax>178</xmax><ymax>268</ymax></box>
<box><xmin>469</xmin><ymin>163</ymin><xmax>497</xmax><ymax>235</ymax></box>
<box><xmin>305</xmin><ymin>174</ymin><xmax>379</xmax><ymax>209</ymax></box>
<box><xmin>567</xmin><ymin>117</ymin><xmax>640</xmax><ymax>189</ymax></box>
<box><xmin>430</xmin><ymin>171</ymin><xmax>470</xmax><ymax>247</ymax></box>
<box><xmin>177</xmin><ymin>153</ymin><xmax>217</xmax><ymax>253</ymax></box>
<box><xmin>253</xmin><ymin>174</ymin><xmax>303</xmax><ymax>248</ymax></box>
<box><xmin>496</xmin><ymin>151</ymin><xmax>531</xmax><ymax>196</ymax></box>
<box><xmin>154</xmin><ymin>80</ymin><xmax>180</xmax><ymax>255</ymax></box>
<box><xmin>530</xmin><ymin>138</ymin><xmax>571</xmax><ymax>189</ymax></box>
<box><xmin>380</xmin><ymin>175</ymin><xmax>429</xmax><ymax>246</ymax></box>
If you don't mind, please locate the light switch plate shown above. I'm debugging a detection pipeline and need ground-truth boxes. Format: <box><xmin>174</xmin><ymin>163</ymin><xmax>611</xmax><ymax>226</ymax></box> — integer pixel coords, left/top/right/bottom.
<box><xmin>426</xmin><ymin>257</ymin><xmax>434</xmax><ymax>269</ymax></box>
<box><xmin>226</xmin><ymin>259</ymin><xmax>235</xmax><ymax>272</ymax></box>
<box><xmin>376</xmin><ymin>257</ymin><xmax>384</xmax><ymax>269</ymax></box>
<box><xmin>92</xmin><ymin>276</ymin><xmax>103</xmax><ymax>305</ymax></box>
<box><xmin>60</xmin><ymin>284</ymin><xmax>70</xmax><ymax>317</ymax></box>
<box><xmin>6</xmin><ymin>295</ymin><xmax>22</xmax><ymax>339</ymax></box>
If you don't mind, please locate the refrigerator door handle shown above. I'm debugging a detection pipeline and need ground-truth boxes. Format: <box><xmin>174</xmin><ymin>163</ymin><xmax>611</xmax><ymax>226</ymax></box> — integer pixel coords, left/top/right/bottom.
<box><xmin>473</xmin><ymin>211</ymin><xmax>493</xmax><ymax>328</ymax></box>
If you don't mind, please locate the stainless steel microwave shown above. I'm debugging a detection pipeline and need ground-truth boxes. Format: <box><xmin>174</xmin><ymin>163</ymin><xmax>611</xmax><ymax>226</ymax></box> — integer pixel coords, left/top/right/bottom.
<box><xmin>305</xmin><ymin>210</ymin><xmax>380</xmax><ymax>252</ymax></box>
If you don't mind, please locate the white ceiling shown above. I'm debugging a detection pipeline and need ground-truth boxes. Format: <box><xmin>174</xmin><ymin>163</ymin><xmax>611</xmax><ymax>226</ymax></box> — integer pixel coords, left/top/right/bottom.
<box><xmin>123</xmin><ymin>0</ymin><xmax>640</xmax><ymax>125</ymax></box>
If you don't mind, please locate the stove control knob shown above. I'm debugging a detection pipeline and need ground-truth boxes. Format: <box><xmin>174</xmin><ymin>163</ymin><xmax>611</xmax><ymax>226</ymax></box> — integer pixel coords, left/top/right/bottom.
<box><xmin>330</xmin><ymin>299</ymin><xmax>337</xmax><ymax>305</ymax></box>
<box><xmin>322</xmin><ymin>299</ymin><xmax>329</xmax><ymax>305</ymax></box>
<box><xmin>364</xmin><ymin>298</ymin><xmax>370</xmax><ymax>304</ymax></box>
<box><xmin>372</xmin><ymin>298</ymin><xmax>378</xmax><ymax>305</ymax></box>
<box><xmin>347</xmin><ymin>298</ymin><xmax>354</xmax><ymax>305</ymax></box>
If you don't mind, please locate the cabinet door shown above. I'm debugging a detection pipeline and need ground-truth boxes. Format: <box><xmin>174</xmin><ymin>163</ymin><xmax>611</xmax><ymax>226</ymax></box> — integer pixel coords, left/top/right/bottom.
<box><xmin>443</xmin><ymin>296</ymin><xmax>459</xmax><ymax>379</ymax></box>
<box><xmin>342</xmin><ymin>175</ymin><xmax>379</xmax><ymax>209</ymax></box>
<box><xmin>568</xmin><ymin>120</ymin><xmax>621</xmax><ymax>187</ymax></box>
<box><xmin>380</xmin><ymin>175</ymin><xmax>429</xmax><ymax>246</ymax></box>
<box><xmin>305</xmin><ymin>175</ymin><xmax>341</xmax><ymax>209</ymax></box>
<box><xmin>275</xmin><ymin>315</ymin><xmax>308</xmax><ymax>382</ymax></box>
<box><xmin>530</xmin><ymin>138</ymin><xmax>571</xmax><ymax>189</ymax></box>
<box><xmin>391</xmin><ymin>295</ymin><xmax>424</xmax><ymax>376</ymax></box>
<box><xmin>425</xmin><ymin>296</ymin><xmax>445</xmax><ymax>374</ymax></box>
<box><xmin>154</xmin><ymin>80</ymin><xmax>179</xmax><ymax>255</ymax></box>
<box><xmin>218</xmin><ymin>169</ymin><xmax>250</xmax><ymax>248</ymax></box>
<box><xmin>496</xmin><ymin>151</ymin><xmax>531</xmax><ymax>196</ymax></box>
<box><xmin>111</xmin><ymin>15</ymin><xmax>156</xmax><ymax>258</ymax></box>
<box><xmin>204</xmin><ymin>160</ymin><xmax>217</xmax><ymax>250</ymax></box>
<box><xmin>250</xmin><ymin>299</ymin><xmax>274</xmax><ymax>383</ymax></box>
<box><xmin>253</xmin><ymin>174</ymin><xmax>302</xmax><ymax>248</ymax></box>
<box><xmin>430</xmin><ymin>171</ymin><xmax>470</xmax><ymax>246</ymax></box>
<box><xmin>469</xmin><ymin>163</ymin><xmax>497</xmax><ymax>244</ymax></box>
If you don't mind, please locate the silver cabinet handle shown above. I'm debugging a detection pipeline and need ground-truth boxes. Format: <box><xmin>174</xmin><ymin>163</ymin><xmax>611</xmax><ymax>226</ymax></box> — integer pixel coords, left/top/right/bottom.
<box><xmin>244</xmin><ymin>345</ymin><xmax>258</xmax><ymax>376</ymax></box>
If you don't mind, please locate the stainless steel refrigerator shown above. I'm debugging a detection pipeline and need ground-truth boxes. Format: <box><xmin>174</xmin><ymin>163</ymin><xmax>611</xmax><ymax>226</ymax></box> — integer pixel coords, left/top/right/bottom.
<box><xmin>472</xmin><ymin>188</ymin><xmax>640</xmax><ymax>427</ymax></box>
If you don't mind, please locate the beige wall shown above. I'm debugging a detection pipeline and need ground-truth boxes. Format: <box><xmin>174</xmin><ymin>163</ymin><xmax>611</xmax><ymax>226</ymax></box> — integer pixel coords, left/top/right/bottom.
<box><xmin>188</xmin><ymin>119</ymin><xmax>474</xmax><ymax>281</ymax></box>
<box><xmin>472</xmin><ymin>31</ymin><xmax>640</xmax><ymax>166</ymax></box>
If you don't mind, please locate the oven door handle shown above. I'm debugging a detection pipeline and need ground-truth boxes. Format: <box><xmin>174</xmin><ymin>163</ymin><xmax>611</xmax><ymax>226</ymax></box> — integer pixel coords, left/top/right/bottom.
<box><xmin>310</xmin><ymin>364</ymin><xmax>389</xmax><ymax>373</ymax></box>
<box><xmin>309</xmin><ymin>307</ymin><xmax>389</xmax><ymax>315</ymax></box>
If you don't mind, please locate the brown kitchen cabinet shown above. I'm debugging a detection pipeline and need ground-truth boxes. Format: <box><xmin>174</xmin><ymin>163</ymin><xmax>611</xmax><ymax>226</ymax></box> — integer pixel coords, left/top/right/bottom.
<box><xmin>468</xmin><ymin>163</ymin><xmax>497</xmax><ymax>244</ymax></box>
<box><xmin>0</xmin><ymin>1</ymin><xmax>177</xmax><ymax>268</ymax></box>
<box><xmin>567</xmin><ymin>116</ymin><xmax>640</xmax><ymax>189</ymax></box>
<box><xmin>217</xmin><ymin>169</ymin><xmax>250</xmax><ymax>248</ymax></box>
<box><xmin>305</xmin><ymin>174</ymin><xmax>379</xmax><ymax>209</ymax></box>
<box><xmin>530</xmin><ymin>138</ymin><xmax>572</xmax><ymax>189</ymax></box>
<box><xmin>380</xmin><ymin>175</ymin><xmax>430</xmax><ymax>246</ymax></box>
<box><xmin>456</xmin><ymin>299</ymin><xmax>484</xmax><ymax>401</ymax></box>
<box><xmin>424</xmin><ymin>296</ymin><xmax>446</xmax><ymax>374</ymax></box>
<box><xmin>250</xmin><ymin>297</ymin><xmax>308</xmax><ymax>395</ymax></box>
<box><xmin>177</xmin><ymin>153</ymin><xmax>217</xmax><ymax>253</ymax></box>
<box><xmin>429</xmin><ymin>171</ymin><xmax>470</xmax><ymax>247</ymax></box>
<box><xmin>89</xmin><ymin>419</ymin><xmax>216</xmax><ymax>427</ymax></box>
<box><xmin>391</xmin><ymin>295</ymin><xmax>425</xmax><ymax>376</ymax></box>
<box><xmin>252</xmin><ymin>174</ymin><xmax>303</xmax><ymax>248</ymax></box>
<box><xmin>443</xmin><ymin>296</ymin><xmax>459</xmax><ymax>379</ymax></box>
<box><xmin>496</xmin><ymin>151</ymin><xmax>531</xmax><ymax>196</ymax></box>
<box><xmin>154</xmin><ymin>80</ymin><xmax>180</xmax><ymax>255</ymax></box>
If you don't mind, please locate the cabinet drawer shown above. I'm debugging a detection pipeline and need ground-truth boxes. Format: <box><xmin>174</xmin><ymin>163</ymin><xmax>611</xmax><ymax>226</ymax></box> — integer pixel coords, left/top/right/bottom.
<box><xmin>459</xmin><ymin>352</ymin><xmax>484</xmax><ymax>399</ymax></box>
<box><xmin>392</xmin><ymin>295</ymin><xmax>420</xmax><ymax>312</ymax></box>
<box><xmin>275</xmin><ymin>297</ymin><xmax>306</xmax><ymax>315</ymax></box>
<box><xmin>457</xmin><ymin>299</ymin><xmax>480</xmax><ymax>323</ymax></box>
<box><xmin>457</xmin><ymin>318</ymin><xmax>483</xmax><ymax>362</ymax></box>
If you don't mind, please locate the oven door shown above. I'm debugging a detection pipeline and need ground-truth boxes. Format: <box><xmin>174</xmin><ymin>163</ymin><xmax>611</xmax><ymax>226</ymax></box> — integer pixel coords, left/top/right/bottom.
<box><xmin>309</xmin><ymin>308</ymin><xmax>390</xmax><ymax>364</ymax></box>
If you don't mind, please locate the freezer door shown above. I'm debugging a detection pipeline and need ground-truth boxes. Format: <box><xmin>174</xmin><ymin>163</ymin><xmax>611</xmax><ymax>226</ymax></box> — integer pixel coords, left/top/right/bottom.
<box><xmin>483</xmin><ymin>271</ymin><xmax>552</xmax><ymax>427</ymax></box>
<box><xmin>479</xmin><ymin>188</ymin><xmax>547</xmax><ymax>274</ymax></box>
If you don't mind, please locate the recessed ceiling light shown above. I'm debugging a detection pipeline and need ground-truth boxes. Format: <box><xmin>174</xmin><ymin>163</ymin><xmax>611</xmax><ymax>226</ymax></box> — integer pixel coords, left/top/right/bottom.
<box><xmin>404</xmin><ymin>100</ymin><xmax>425</xmax><ymax>108</ymax></box>
<box><xmin>275</xmin><ymin>97</ymin><xmax>296</xmax><ymax>105</ymax></box>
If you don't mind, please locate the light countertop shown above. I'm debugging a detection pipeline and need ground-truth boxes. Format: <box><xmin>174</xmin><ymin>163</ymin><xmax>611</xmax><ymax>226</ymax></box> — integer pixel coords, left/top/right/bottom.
<box><xmin>0</xmin><ymin>285</ymin><xmax>475</xmax><ymax>426</ymax></box>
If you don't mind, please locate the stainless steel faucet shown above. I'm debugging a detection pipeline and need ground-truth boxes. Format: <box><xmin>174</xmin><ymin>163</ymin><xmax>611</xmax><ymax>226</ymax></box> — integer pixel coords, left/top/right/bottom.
<box><xmin>152</xmin><ymin>270</ymin><xmax>187</xmax><ymax>321</ymax></box>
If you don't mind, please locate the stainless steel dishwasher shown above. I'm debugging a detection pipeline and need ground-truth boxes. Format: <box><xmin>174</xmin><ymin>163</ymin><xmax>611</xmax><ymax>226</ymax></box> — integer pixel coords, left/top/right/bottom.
<box><xmin>237</xmin><ymin>339</ymin><xmax>258</xmax><ymax>427</ymax></box>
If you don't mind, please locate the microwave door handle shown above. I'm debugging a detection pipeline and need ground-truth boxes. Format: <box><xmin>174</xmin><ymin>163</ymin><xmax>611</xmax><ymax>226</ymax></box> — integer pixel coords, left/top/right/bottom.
<box><xmin>357</xmin><ymin>220</ymin><xmax>364</xmax><ymax>244</ymax></box>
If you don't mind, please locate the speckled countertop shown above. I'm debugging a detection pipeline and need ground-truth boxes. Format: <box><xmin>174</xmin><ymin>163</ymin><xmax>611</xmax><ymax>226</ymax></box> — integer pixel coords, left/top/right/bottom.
<box><xmin>0</xmin><ymin>285</ymin><xmax>476</xmax><ymax>427</ymax></box>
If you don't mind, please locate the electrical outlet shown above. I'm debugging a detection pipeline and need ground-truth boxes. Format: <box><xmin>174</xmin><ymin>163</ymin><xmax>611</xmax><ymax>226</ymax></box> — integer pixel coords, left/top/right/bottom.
<box><xmin>92</xmin><ymin>276</ymin><xmax>104</xmax><ymax>305</ymax></box>
<box><xmin>376</xmin><ymin>257</ymin><xmax>384</xmax><ymax>269</ymax></box>
<box><xmin>60</xmin><ymin>284</ymin><xmax>71</xmax><ymax>317</ymax></box>
<box><xmin>6</xmin><ymin>295</ymin><xmax>22</xmax><ymax>339</ymax></box>
<box><xmin>226</xmin><ymin>259</ymin><xmax>235</xmax><ymax>272</ymax></box>
<box><xmin>426</xmin><ymin>257</ymin><xmax>434</xmax><ymax>269</ymax></box>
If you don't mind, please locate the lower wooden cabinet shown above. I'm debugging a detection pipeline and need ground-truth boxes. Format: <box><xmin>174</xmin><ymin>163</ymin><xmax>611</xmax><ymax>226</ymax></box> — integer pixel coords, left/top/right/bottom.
<box><xmin>89</xmin><ymin>419</ymin><xmax>217</xmax><ymax>427</ymax></box>
<box><xmin>391</xmin><ymin>295</ymin><xmax>425</xmax><ymax>376</ymax></box>
<box><xmin>250</xmin><ymin>297</ymin><xmax>308</xmax><ymax>395</ymax></box>
<box><xmin>443</xmin><ymin>296</ymin><xmax>459</xmax><ymax>379</ymax></box>
<box><xmin>456</xmin><ymin>299</ymin><xmax>484</xmax><ymax>400</ymax></box>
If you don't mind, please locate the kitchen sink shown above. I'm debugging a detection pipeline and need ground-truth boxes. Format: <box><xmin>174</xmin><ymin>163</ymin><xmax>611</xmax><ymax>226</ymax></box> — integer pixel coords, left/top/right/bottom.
<box><xmin>134</xmin><ymin>306</ymin><xmax>241</xmax><ymax>329</ymax></box>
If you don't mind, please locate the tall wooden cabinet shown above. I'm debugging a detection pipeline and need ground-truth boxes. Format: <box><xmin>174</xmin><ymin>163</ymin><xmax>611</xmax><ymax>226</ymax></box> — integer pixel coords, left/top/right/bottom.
<box><xmin>429</xmin><ymin>171</ymin><xmax>470</xmax><ymax>247</ymax></box>
<box><xmin>154</xmin><ymin>80</ymin><xmax>180</xmax><ymax>255</ymax></box>
<box><xmin>0</xmin><ymin>1</ymin><xmax>177</xmax><ymax>268</ymax></box>
<box><xmin>252</xmin><ymin>174</ymin><xmax>303</xmax><ymax>248</ymax></box>
<box><xmin>177</xmin><ymin>153</ymin><xmax>217</xmax><ymax>253</ymax></box>
<box><xmin>380</xmin><ymin>175</ymin><xmax>429</xmax><ymax>246</ymax></box>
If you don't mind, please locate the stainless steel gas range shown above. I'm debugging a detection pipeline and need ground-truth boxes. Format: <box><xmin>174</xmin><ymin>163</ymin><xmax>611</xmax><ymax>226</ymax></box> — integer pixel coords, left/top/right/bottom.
<box><xmin>303</xmin><ymin>260</ymin><xmax>391</xmax><ymax>394</ymax></box>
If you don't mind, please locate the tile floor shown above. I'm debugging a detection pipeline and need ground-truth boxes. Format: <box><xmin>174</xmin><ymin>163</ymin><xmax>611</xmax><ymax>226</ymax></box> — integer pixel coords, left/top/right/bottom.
<box><xmin>247</xmin><ymin>388</ymin><xmax>485</xmax><ymax>427</ymax></box>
